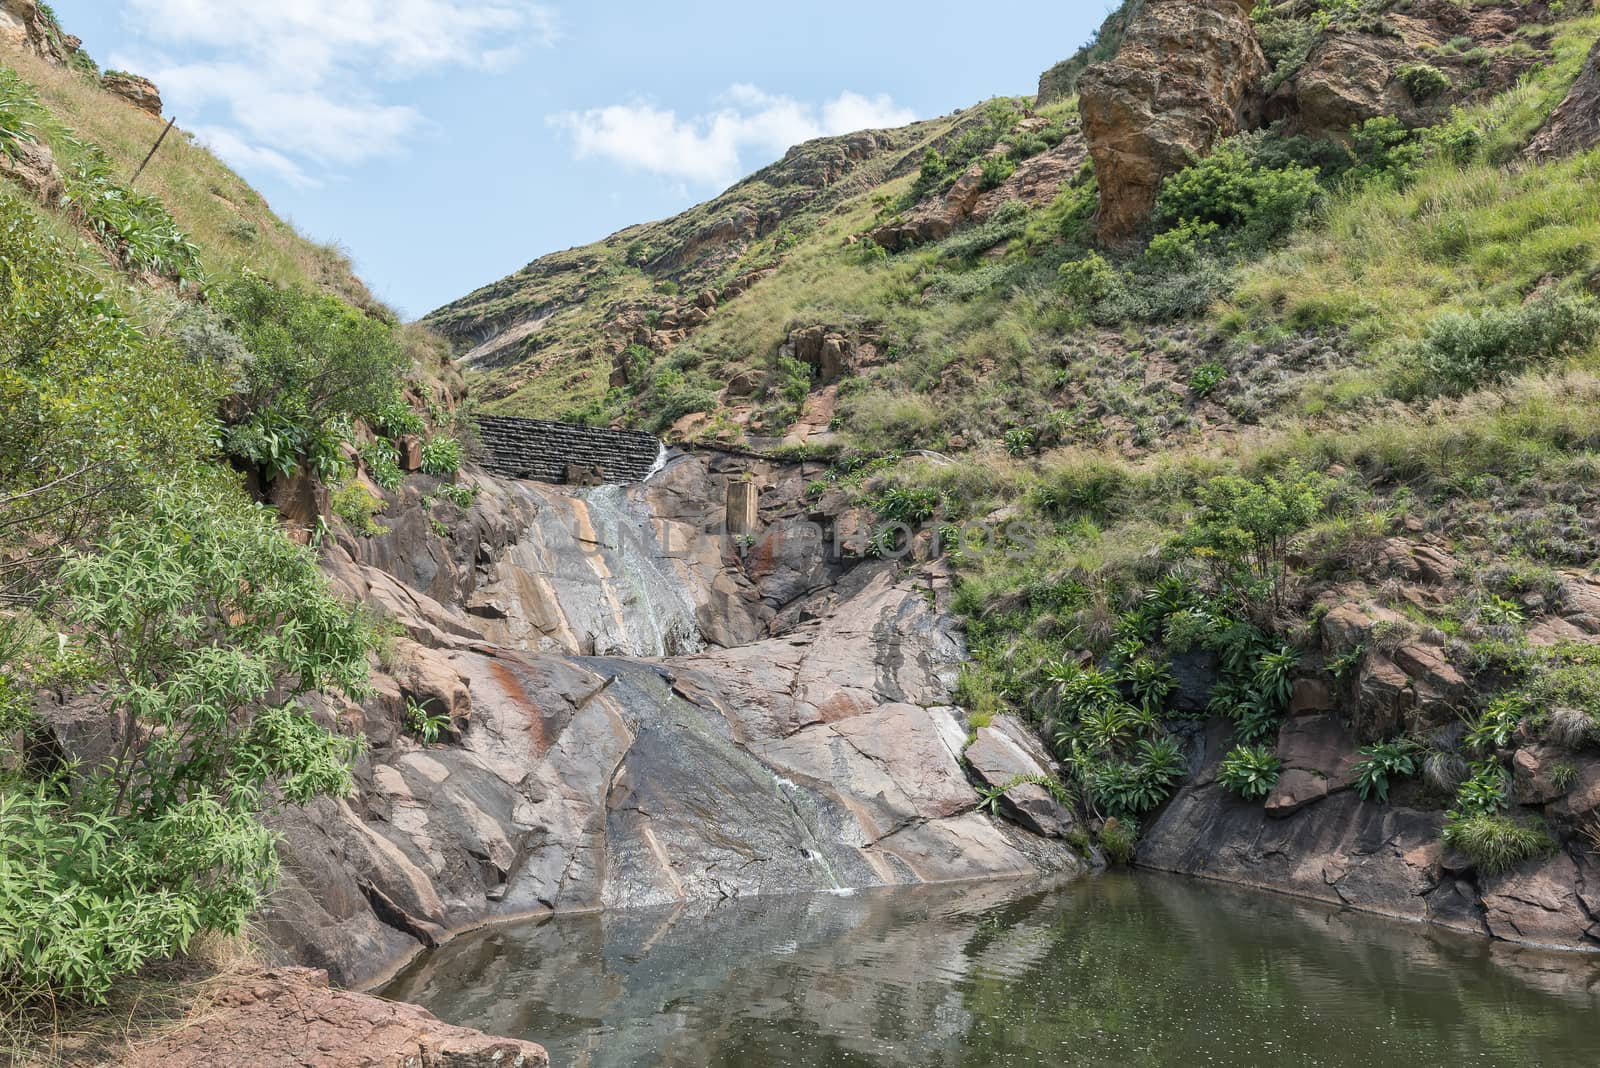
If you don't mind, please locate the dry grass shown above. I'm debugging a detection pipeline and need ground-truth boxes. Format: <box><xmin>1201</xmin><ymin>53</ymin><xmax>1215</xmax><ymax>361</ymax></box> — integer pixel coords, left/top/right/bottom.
<box><xmin>0</xmin><ymin>50</ymin><xmax>377</xmax><ymax>311</ymax></box>
<box><xmin>2</xmin><ymin>932</ymin><xmax>262</xmax><ymax>1068</ymax></box>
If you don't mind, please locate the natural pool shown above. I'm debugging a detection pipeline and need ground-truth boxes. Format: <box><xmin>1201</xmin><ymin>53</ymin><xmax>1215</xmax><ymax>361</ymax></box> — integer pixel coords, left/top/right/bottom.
<box><xmin>383</xmin><ymin>872</ymin><xmax>1600</xmax><ymax>1067</ymax></box>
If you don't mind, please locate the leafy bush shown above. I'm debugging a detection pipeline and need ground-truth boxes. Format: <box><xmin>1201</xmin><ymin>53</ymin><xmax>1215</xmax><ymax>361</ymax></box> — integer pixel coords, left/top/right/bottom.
<box><xmin>1398</xmin><ymin>63</ymin><xmax>1449</xmax><ymax>102</ymax></box>
<box><xmin>331</xmin><ymin>480</ymin><xmax>387</xmax><ymax>537</ymax></box>
<box><xmin>1442</xmin><ymin>811</ymin><xmax>1552</xmax><ymax>874</ymax></box>
<box><xmin>1419</xmin><ymin>293</ymin><xmax>1600</xmax><ymax>395</ymax></box>
<box><xmin>979</xmin><ymin>155</ymin><xmax>1017</xmax><ymax>191</ymax></box>
<box><xmin>1058</xmin><ymin>253</ymin><xmax>1119</xmax><ymax>304</ymax></box>
<box><xmin>0</xmin><ymin>69</ymin><xmax>39</xmax><ymax>159</ymax></box>
<box><xmin>61</xmin><ymin>146</ymin><xmax>202</xmax><ymax>283</ymax></box>
<box><xmin>217</xmin><ymin>273</ymin><xmax>410</xmax><ymax>478</ymax></box>
<box><xmin>1155</xmin><ymin>139</ymin><xmax>1321</xmax><ymax>251</ymax></box>
<box><xmin>419</xmin><ymin>435</ymin><xmax>463</xmax><ymax>477</ymax></box>
<box><xmin>0</xmin><ymin>194</ymin><xmax>218</xmax><ymax>590</ymax></box>
<box><xmin>1003</xmin><ymin>427</ymin><xmax>1035</xmax><ymax>457</ymax></box>
<box><xmin>360</xmin><ymin>439</ymin><xmax>405</xmax><ymax>492</ymax></box>
<box><xmin>1098</xmin><ymin>816</ymin><xmax>1139</xmax><ymax>865</ymax></box>
<box><xmin>372</xmin><ymin>398</ymin><xmax>426</xmax><ymax>438</ymax></box>
<box><xmin>1183</xmin><ymin>461</ymin><xmax>1329</xmax><ymax>608</ymax></box>
<box><xmin>1218</xmin><ymin>744</ymin><xmax>1282</xmax><ymax>801</ymax></box>
<box><xmin>1</xmin><ymin>488</ymin><xmax>368</xmax><ymax>1002</ymax></box>
<box><xmin>1353</xmin><ymin>739</ymin><xmax>1419</xmax><ymax>802</ymax></box>
<box><xmin>1189</xmin><ymin>360</ymin><xmax>1226</xmax><ymax>396</ymax></box>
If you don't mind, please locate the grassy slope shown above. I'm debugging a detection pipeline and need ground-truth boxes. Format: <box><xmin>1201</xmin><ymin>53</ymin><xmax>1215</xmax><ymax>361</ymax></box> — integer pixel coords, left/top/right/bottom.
<box><xmin>0</xmin><ymin>46</ymin><xmax>377</xmax><ymax>310</ymax></box>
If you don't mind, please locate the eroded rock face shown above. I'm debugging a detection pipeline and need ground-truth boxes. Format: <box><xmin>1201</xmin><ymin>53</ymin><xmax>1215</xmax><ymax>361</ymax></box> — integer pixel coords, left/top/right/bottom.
<box><xmin>101</xmin><ymin>71</ymin><xmax>163</xmax><ymax>118</ymax></box>
<box><xmin>1078</xmin><ymin>0</ymin><xmax>1267</xmax><ymax>245</ymax></box>
<box><xmin>869</xmin><ymin>130</ymin><xmax>1088</xmax><ymax>252</ymax></box>
<box><xmin>1268</xmin><ymin>0</ymin><xmax>1543</xmax><ymax>136</ymax></box>
<box><xmin>0</xmin><ymin>0</ymin><xmax>68</xmax><ymax>63</ymax></box>
<box><xmin>114</xmin><ymin>968</ymin><xmax>548</xmax><ymax>1068</ymax></box>
<box><xmin>1528</xmin><ymin>39</ymin><xmax>1600</xmax><ymax>161</ymax></box>
<box><xmin>266</xmin><ymin>453</ymin><xmax>1076</xmax><ymax>987</ymax></box>
<box><xmin>1139</xmin><ymin>715</ymin><xmax>1600</xmax><ymax>951</ymax></box>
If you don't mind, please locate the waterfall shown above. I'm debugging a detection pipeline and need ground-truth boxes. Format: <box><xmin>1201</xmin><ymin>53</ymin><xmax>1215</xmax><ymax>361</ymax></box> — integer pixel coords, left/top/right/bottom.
<box><xmin>581</xmin><ymin>482</ymin><xmax>705</xmax><ymax>657</ymax></box>
<box><xmin>641</xmin><ymin>442</ymin><xmax>669</xmax><ymax>483</ymax></box>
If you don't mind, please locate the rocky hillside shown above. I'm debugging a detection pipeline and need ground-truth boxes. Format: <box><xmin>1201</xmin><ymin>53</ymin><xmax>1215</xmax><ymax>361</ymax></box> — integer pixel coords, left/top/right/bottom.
<box><xmin>423</xmin><ymin>0</ymin><xmax>1600</xmax><ymax>952</ymax></box>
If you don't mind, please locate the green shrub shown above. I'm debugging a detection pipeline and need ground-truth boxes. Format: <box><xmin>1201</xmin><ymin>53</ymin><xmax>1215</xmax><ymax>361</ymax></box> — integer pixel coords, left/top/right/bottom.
<box><xmin>419</xmin><ymin>435</ymin><xmax>463</xmax><ymax>477</ymax></box>
<box><xmin>331</xmin><ymin>480</ymin><xmax>387</xmax><ymax>537</ymax></box>
<box><xmin>1348</xmin><ymin>117</ymin><xmax>1426</xmax><ymax>188</ymax></box>
<box><xmin>1218</xmin><ymin>744</ymin><xmax>1282</xmax><ymax>801</ymax></box>
<box><xmin>0</xmin><ymin>194</ymin><xmax>218</xmax><ymax>586</ymax></box>
<box><xmin>372</xmin><ymin>398</ymin><xmax>426</xmax><ymax>437</ymax></box>
<box><xmin>61</xmin><ymin>146</ymin><xmax>202</xmax><ymax>284</ymax></box>
<box><xmin>1442</xmin><ymin>811</ymin><xmax>1552</xmax><ymax>874</ymax></box>
<box><xmin>360</xmin><ymin>439</ymin><xmax>405</xmax><ymax>492</ymax></box>
<box><xmin>1398</xmin><ymin>63</ymin><xmax>1449</xmax><ymax>102</ymax></box>
<box><xmin>979</xmin><ymin>155</ymin><xmax>1017</xmax><ymax>191</ymax></box>
<box><xmin>217</xmin><ymin>273</ymin><xmax>409</xmax><ymax>478</ymax></box>
<box><xmin>1097</xmin><ymin>816</ymin><xmax>1139</xmax><ymax>865</ymax></box>
<box><xmin>1003</xmin><ymin>426</ymin><xmax>1035</xmax><ymax>457</ymax></box>
<box><xmin>1183</xmin><ymin>461</ymin><xmax>1329</xmax><ymax>608</ymax></box>
<box><xmin>0</xmin><ymin>69</ymin><xmax>39</xmax><ymax>159</ymax></box>
<box><xmin>1419</xmin><ymin>293</ymin><xmax>1600</xmax><ymax>395</ymax></box>
<box><xmin>1353</xmin><ymin>739</ymin><xmax>1419</xmax><ymax>802</ymax></box>
<box><xmin>1188</xmin><ymin>360</ymin><xmax>1226</xmax><ymax>396</ymax></box>
<box><xmin>1155</xmin><ymin>139</ymin><xmax>1321</xmax><ymax>251</ymax></box>
<box><xmin>1</xmin><ymin>487</ymin><xmax>368</xmax><ymax>1003</ymax></box>
<box><xmin>1058</xmin><ymin>252</ymin><xmax>1119</xmax><ymax>304</ymax></box>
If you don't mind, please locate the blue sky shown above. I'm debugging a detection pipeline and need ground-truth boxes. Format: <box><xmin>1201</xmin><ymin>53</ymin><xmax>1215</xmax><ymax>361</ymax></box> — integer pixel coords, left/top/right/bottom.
<box><xmin>53</xmin><ymin>2</ymin><xmax>1105</xmax><ymax>319</ymax></box>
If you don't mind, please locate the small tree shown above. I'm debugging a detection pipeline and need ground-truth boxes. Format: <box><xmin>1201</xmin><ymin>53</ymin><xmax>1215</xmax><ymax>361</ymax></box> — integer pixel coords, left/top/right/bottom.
<box><xmin>1</xmin><ymin>485</ymin><xmax>370</xmax><ymax>1002</ymax></box>
<box><xmin>1184</xmin><ymin>462</ymin><xmax>1328</xmax><ymax>612</ymax></box>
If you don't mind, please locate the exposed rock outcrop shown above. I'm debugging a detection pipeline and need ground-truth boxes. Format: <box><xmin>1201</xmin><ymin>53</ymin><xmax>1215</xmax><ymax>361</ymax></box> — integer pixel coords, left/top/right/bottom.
<box><xmin>100</xmin><ymin>71</ymin><xmax>164</xmax><ymax>119</ymax></box>
<box><xmin>264</xmin><ymin>454</ymin><xmax>1077</xmax><ymax>987</ymax></box>
<box><xmin>1139</xmin><ymin>716</ymin><xmax>1600</xmax><ymax>951</ymax></box>
<box><xmin>0</xmin><ymin>0</ymin><xmax>69</xmax><ymax>64</ymax></box>
<box><xmin>870</xmin><ymin>129</ymin><xmax>1088</xmax><ymax>251</ymax></box>
<box><xmin>1078</xmin><ymin>0</ymin><xmax>1267</xmax><ymax>245</ymax></box>
<box><xmin>114</xmin><ymin>968</ymin><xmax>548</xmax><ymax>1068</ymax></box>
<box><xmin>1527</xmin><ymin>39</ymin><xmax>1600</xmax><ymax>161</ymax></box>
<box><xmin>1266</xmin><ymin>0</ymin><xmax>1545</xmax><ymax>135</ymax></box>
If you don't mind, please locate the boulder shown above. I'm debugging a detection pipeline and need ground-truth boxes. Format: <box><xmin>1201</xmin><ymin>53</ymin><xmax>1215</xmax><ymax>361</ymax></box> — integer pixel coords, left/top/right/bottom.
<box><xmin>1512</xmin><ymin>744</ymin><xmax>1572</xmax><ymax>806</ymax></box>
<box><xmin>100</xmin><ymin>71</ymin><xmax>163</xmax><ymax>119</ymax></box>
<box><xmin>1528</xmin><ymin>40</ymin><xmax>1600</xmax><ymax>161</ymax></box>
<box><xmin>963</xmin><ymin>714</ymin><xmax>1076</xmax><ymax>838</ymax></box>
<box><xmin>113</xmin><ymin>967</ymin><xmax>549</xmax><ymax>1068</ymax></box>
<box><xmin>1078</xmin><ymin>0</ymin><xmax>1267</xmax><ymax>245</ymax></box>
<box><xmin>0</xmin><ymin>0</ymin><xmax>68</xmax><ymax>63</ymax></box>
<box><xmin>0</xmin><ymin>135</ymin><xmax>61</xmax><ymax>205</ymax></box>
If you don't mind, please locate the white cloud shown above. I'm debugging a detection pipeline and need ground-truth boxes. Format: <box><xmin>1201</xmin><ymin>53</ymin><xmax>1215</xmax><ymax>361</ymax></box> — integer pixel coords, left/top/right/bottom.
<box><xmin>189</xmin><ymin>125</ymin><xmax>316</xmax><ymax>188</ymax></box>
<box><xmin>551</xmin><ymin>84</ymin><xmax>917</xmax><ymax>187</ymax></box>
<box><xmin>113</xmin><ymin>1</ymin><xmax>557</xmax><ymax>180</ymax></box>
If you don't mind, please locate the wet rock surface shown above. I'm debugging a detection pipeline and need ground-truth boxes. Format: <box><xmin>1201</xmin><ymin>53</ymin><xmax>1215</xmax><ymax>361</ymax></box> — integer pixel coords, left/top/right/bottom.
<box><xmin>1139</xmin><ymin>712</ymin><xmax>1600</xmax><ymax>951</ymax></box>
<box><xmin>266</xmin><ymin>453</ymin><xmax>1077</xmax><ymax>987</ymax></box>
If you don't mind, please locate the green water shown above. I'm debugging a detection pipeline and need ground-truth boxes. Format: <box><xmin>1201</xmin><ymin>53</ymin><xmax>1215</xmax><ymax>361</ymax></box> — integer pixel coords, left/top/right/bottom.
<box><xmin>383</xmin><ymin>873</ymin><xmax>1599</xmax><ymax>1067</ymax></box>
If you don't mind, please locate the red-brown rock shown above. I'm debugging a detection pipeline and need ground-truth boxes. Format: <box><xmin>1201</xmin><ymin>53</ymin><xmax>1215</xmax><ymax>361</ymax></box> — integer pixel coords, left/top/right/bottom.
<box><xmin>1078</xmin><ymin>0</ymin><xmax>1267</xmax><ymax>245</ymax></box>
<box><xmin>114</xmin><ymin>968</ymin><xmax>549</xmax><ymax>1068</ymax></box>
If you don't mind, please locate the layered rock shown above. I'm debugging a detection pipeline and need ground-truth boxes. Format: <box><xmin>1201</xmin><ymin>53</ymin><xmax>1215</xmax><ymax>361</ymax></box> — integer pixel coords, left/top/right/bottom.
<box><xmin>869</xmin><ymin>128</ymin><xmax>1088</xmax><ymax>251</ymax></box>
<box><xmin>1140</xmin><ymin>716</ymin><xmax>1600</xmax><ymax>951</ymax></box>
<box><xmin>1266</xmin><ymin>0</ymin><xmax>1545</xmax><ymax>135</ymax></box>
<box><xmin>1078</xmin><ymin>0</ymin><xmax>1267</xmax><ymax>245</ymax></box>
<box><xmin>114</xmin><ymin>968</ymin><xmax>548</xmax><ymax>1068</ymax></box>
<box><xmin>266</xmin><ymin>454</ymin><xmax>1076</xmax><ymax>987</ymax></box>
<box><xmin>1527</xmin><ymin>39</ymin><xmax>1600</xmax><ymax>161</ymax></box>
<box><xmin>101</xmin><ymin>71</ymin><xmax>163</xmax><ymax>119</ymax></box>
<box><xmin>0</xmin><ymin>0</ymin><xmax>69</xmax><ymax>64</ymax></box>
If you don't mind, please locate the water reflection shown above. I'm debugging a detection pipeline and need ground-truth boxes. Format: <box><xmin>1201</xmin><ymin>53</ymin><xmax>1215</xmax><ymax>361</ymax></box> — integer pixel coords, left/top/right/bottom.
<box><xmin>384</xmin><ymin>873</ymin><xmax>1600</xmax><ymax>1067</ymax></box>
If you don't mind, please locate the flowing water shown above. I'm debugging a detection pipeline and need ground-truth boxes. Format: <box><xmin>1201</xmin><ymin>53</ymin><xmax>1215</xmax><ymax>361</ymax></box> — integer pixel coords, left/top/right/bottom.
<box><xmin>383</xmin><ymin>872</ymin><xmax>1600</xmax><ymax>1067</ymax></box>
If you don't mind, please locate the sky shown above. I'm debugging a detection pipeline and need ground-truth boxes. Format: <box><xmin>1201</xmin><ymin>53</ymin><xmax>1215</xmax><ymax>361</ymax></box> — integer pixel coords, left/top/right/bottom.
<box><xmin>52</xmin><ymin>2</ymin><xmax>1106</xmax><ymax>319</ymax></box>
